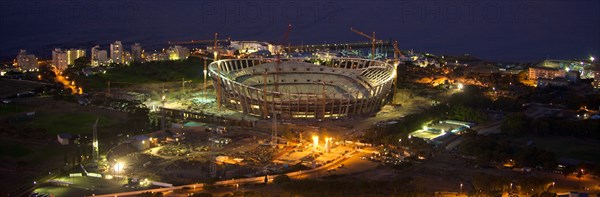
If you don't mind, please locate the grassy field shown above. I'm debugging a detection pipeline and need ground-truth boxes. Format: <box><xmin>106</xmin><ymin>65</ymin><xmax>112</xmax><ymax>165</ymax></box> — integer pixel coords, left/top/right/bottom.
<box><xmin>76</xmin><ymin>58</ymin><xmax>206</xmax><ymax>91</ymax></box>
<box><xmin>532</xmin><ymin>136</ymin><xmax>600</xmax><ymax>162</ymax></box>
<box><xmin>27</xmin><ymin>112</ymin><xmax>120</xmax><ymax>135</ymax></box>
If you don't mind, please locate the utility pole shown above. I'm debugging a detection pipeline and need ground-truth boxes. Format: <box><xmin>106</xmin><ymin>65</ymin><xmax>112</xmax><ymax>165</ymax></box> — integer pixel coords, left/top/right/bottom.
<box><xmin>107</xmin><ymin>81</ymin><xmax>111</xmax><ymax>95</ymax></box>
<box><xmin>182</xmin><ymin>78</ymin><xmax>185</xmax><ymax>93</ymax></box>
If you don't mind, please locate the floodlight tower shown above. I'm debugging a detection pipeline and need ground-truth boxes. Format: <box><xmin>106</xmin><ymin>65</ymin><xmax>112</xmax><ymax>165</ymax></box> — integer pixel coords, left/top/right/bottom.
<box><xmin>203</xmin><ymin>58</ymin><xmax>208</xmax><ymax>103</ymax></box>
<box><xmin>92</xmin><ymin>118</ymin><xmax>99</xmax><ymax>163</ymax></box>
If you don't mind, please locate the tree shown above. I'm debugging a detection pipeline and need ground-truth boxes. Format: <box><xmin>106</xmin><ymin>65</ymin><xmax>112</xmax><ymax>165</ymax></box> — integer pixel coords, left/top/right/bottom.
<box><xmin>532</xmin><ymin>191</ymin><xmax>557</xmax><ymax>197</ymax></box>
<box><xmin>274</xmin><ymin>174</ymin><xmax>292</xmax><ymax>184</ymax></box>
<box><xmin>447</xmin><ymin>105</ymin><xmax>487</xmax><ymax>123</ymax></box>
<box><xmin>73</xmin><ymin>56</ymin><xmax>91</xmax><ymax>69</ymax></box>
<box><xmin>501</xmin><ymin>113</ymin><xmax>529</xmax><ymax>135</ymax></box>
<box><xmin>471</xmin><ymin>173</ymin><xmax>508</xmax><ymax>196</ymax></box>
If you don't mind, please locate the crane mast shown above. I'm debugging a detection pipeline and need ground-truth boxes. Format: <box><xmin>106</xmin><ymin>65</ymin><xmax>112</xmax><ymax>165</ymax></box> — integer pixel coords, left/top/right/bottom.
<box><xmin>275</xmin><ymin>24</ymin><xmax>293</xmax><ymax>92</ymax></box>
<box><xmin>214</xmin><ymin>33</ymin><xmax>223</xmax><ymax>110</ymax></box>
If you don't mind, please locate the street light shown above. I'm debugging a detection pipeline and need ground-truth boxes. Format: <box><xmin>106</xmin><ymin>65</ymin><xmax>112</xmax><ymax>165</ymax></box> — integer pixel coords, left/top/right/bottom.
<box><xmin>591</xmin><ymin>56</ymin><xmax>595</xmax><ymax>62</ymax></box>
<box><xmin>460</xmin><ymin>183</ymin><xmax>463</xmax><ymax>194</ymax></box>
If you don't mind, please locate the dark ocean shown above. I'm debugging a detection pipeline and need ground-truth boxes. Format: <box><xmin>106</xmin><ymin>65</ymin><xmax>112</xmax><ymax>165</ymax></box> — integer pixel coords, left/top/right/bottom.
<box><xmin>0</xmin><ymin>0</ymin><xmax>599</xmax><ymax>62</ymax></box>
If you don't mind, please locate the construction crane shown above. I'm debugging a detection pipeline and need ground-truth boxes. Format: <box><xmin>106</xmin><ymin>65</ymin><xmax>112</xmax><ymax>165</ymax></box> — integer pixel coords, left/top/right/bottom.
<box><xmin>350</xmin><ymin>27</ymin><xmax>381</xmax><ymax>60</ymax></box>
<box><xmin>274</xmin><ymin>24</ymin><xmax>293</xmax><ymax>92</ymax></box>
<box><xmin>393</xmin><ymin>41</ymin><xmax>406</xmax><ymax>64</ymax></box>
<box><xmin>213</xmin><ymin>33</ymin><xmax>219</xmax><ymax>60</ymax></box>
<box><xmin>391</xmin><ymin>41</ymin><xmax>402</xmax><ymax>104</ymax></box>
<box><xmin>214</xmin><ymin>32</ymin><xmax>223</xmax><ymax>110</ymax></box>
<box><xmin>268</xmin><ymin>24</ymin><xmax>292</xmax><ymax>147</ymax></box>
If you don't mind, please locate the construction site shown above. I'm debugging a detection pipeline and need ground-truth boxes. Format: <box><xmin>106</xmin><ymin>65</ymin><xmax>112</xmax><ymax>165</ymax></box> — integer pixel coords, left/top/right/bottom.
<box><xmin>23</xmin><ymin>25</ymin><xmax>423</xmax><ymax>197</ymax></box>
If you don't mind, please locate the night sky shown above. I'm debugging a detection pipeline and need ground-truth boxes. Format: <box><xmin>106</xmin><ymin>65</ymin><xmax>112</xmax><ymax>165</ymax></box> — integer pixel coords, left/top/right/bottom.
<box><xmin>0</xmin><ymin>0</ymin><xmax>598</xmax><ymax>62</ymax></box>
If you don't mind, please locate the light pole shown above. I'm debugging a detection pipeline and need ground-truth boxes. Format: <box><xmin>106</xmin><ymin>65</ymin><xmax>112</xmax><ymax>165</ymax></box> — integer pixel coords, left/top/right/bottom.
<box><xmin>591</xmin><ymin>56</ymin><xmax>595</xmax><ymax>62</ymax></box>
<box><xmin>460</xmin><ymin>183</ymin><xmax>463</xmax><ymax>194</ymax></box>
<box><xmin>203</xmin><ymin>58</ymin><xmax>208</xmax><ymax>103</ymax></box>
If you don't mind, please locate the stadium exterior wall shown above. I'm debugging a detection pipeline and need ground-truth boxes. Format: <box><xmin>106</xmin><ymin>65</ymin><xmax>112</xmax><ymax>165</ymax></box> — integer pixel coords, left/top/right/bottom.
<box><xmin>209</xmin><ymin>57</ymin><xmax>395</xmax><ymax>120</ymax></box>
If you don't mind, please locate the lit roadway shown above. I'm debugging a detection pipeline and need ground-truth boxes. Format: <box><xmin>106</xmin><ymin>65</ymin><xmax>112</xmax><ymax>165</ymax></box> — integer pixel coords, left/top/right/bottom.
<box><xmin>87</xmin><ymin>149</ymin><xmax>367</xmax><ymax>197</ymax></box>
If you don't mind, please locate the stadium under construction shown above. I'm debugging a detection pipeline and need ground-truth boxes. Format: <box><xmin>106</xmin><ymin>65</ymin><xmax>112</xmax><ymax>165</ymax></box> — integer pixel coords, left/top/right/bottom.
<box><xmin>209</xmin><ymin>57</ymin><xmax>397</xmax><ymax>120</ymax></box>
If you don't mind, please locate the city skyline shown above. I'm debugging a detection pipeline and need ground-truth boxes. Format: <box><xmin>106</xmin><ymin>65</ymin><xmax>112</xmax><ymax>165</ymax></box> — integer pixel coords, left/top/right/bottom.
<box><xmin>1</xmin><ymin>1</ymin><xmax>599</xmax><ymax>62</ymax></box>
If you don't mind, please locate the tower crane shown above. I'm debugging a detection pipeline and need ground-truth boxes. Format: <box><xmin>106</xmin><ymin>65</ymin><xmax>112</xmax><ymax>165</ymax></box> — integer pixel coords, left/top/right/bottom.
<box><xmin>274</xmin><ymin>24</ymin><xmax>293</xmax><ymax>92</ymax></box>
<box><xmin>391</xmin><ymin>41</ymin><xmax>405</xmax><ymax>104</ymax></box>
<box><xmin>393</xmin><ymin>41</ymin><xmax>406</xmax><ymax>65</ymax></box>
<box><xmin>214</xmin><ymin>32</ymin><xmax>223</xmax><ymax>110</ymax></box>
<box><xmin>350</xmin><ymin>27</ymin><xmax>381</xmax><ymax>60</ymax></box>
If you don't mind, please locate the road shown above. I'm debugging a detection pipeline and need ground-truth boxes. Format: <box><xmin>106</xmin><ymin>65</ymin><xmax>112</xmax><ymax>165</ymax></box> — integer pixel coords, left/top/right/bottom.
<box><xmin>88</xmin><ymin>149</ymin><xmax>359</xmax><ymax>197</ymax></box>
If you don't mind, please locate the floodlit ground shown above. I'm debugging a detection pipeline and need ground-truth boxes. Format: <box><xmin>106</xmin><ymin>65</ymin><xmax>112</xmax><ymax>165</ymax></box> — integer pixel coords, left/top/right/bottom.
<box><xmin>110</xmin><ymin>126</ymin><xmax>274</xmax><ymax>184</ymax></box>
<box><xmin>411</xmin><ymin>129</ymin><xmax>444</xmax><ymax>140</ymax></box>
<box><xmin>275</xmin><ymin>142</ymin><xmax>354</xmax><ymax>167</ymax></box>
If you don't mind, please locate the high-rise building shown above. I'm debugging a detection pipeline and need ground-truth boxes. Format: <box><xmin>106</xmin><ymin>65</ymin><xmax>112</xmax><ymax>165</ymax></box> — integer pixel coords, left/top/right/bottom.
<box><xmin>123</xmin><ymin>51</ymin><xmax>133</xmax><ymax>65</ymax></box>
<box><xmin>52</xmin><ymin>48</ymin><xmax>85</xmax><ymax>70</ymax></box>
<box><xmin>52</xmin><ymin>48</ymin><xmax>68</xmax><ymax>71</ymax></box>
<box><xmin>66</xmin><ymin>49</ymin><xmax>86</xmax><ymax>65</ymax></box>
<box><xmin>110</xmin><ymin>41</ymin><xmax>124</xmax><ymax>64</ymax></box>
<box><xmin>91</xmin><ymin>45</ymin><xmax>108</xmax><ymax>66</ymax></box>
<box><xmin>131</xmin><ymin>43</ymin><xmax>143</xmax><ymax>62</ymax></box>
<box><xmin>16</xmin><ymin>49</ymin><xmax>38</xmax><ymax>72</ymax></box>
